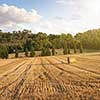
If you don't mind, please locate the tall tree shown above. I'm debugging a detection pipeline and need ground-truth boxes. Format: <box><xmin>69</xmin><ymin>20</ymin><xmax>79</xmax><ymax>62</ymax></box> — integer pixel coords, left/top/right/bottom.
<box><xmin>73</xmin><ymin>39</ymin><xmax>77</xmax><ymax>54</ymax></box>
<box><xmin>25</xmin><ymin>48</ymin><xmax>28</xmax><ymax>57</ymax></box>
<box><xmin>0</xmin><ymin>46</ymin><xmax>8</xmax><ymax>59</ymax></box>
<box><xmin>15</xmin><ymin>47</ymin><xmax>18</xmax><ymax>58</ymax></box>
<box><xmin>68</xmin><ymin>47</ymin><xmax>70</xmax><ymax>54</ymax></box>
<box><xmin>41</xmin><ymin>47</ymin><xmax>51</xmax><ymax>56</ymax></box>
<box><xmin>63</xmin><ymin>45</ymin><xmax>68</xmax><ymax>55</ymax></box>
<box><xmin>30</xmin><ymin>46</ymin><xmax>35</xmax><ymax>57</ymax></box>
<box><xmin>79</xmin><ymin>42</ymin><xmax>83</xmax><ymax>53</ymax></box>
<box><xmin>52</xmin><ymin>47</ymin><xmax>55</xmax><ymax>55</ymax></box>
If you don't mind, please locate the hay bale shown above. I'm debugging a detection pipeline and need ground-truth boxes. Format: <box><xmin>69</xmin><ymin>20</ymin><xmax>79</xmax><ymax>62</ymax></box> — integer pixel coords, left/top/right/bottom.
<box><xmin>67</xmin><ymin>57</ymin><xmax>76</xmax><ymax>63</ymax></box>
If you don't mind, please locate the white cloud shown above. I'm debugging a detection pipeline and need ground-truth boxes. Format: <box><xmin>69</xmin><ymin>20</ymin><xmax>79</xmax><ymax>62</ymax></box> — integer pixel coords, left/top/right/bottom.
<box><xmin>0</xmin><ymin>4</ymin><xmax>41</xmax><ymax>27</ymax></box>
<box><xmin>76</xmin><ymin>0</ymin><xmax>100</xmax><ymax>24</ymax></box>
<box><xmin>55</xmin><ymin>0</ymin><xmax>100</xmax><ymax>33</ymax></box>
<box><xmin>56</xmin><ymin>0</ymin><xmax>74</xmax><ymax>5</ymax></box>
<box><xmin>56</xmin><ymin>0</ymin><xmax>68</xmax><ymax>5</ymax></box>
<box><xmin>1</xmin><ymin>0</ymin><xmax>100</xmax><ymax>34</ymax></box>
<box><xmin>29</xmin><ymin>17</ymin><xmax>87</xmax><ymax>35</ymax></box>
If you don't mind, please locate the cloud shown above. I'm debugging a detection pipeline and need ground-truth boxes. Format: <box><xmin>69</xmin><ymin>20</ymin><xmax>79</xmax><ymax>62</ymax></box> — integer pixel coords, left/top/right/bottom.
<box><xmin>56</xmin><ymin>0</ymin><xmax>100</xmax><ymax>33</ymax></box>
<box><xmin>56</xmin><ymin>0</ymin><xmax>68</xmax><ymax>5</ymax></box>
<box><xmin>75</xmin><ymin>0</ymin><xmax>100</xmax><ymax>24</ymax></box>
<box><xmin>0</xmin><ymin>4</ymin><xmax>41</xmax><ymax>27</ymax></box>
<box><xmin>56</xmin><ymin>0</ymin><xmax>74</xmax><ymax>5</ymax></box>
<box><xmin>1</xmin><ymin>1</ymin><xmax>100</xmax><ymax>34</ymax></box>
<box><xmin>28</xmin><ymin>17</ymin><xmax>87</xmax><ymax>35</ymax></box>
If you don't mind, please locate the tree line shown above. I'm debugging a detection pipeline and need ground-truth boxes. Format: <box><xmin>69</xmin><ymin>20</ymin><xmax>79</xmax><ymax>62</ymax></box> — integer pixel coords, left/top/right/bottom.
<box><xmin>0</xmin><ymin>28</ymin><xmax>100</xmax><ymax>59</ymax></box>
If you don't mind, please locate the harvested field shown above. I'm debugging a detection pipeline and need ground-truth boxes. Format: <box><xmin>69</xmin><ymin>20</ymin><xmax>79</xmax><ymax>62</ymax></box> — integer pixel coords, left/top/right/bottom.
<box><xmin>0</xmin><ymin>54</ymin><xmax>100</xmax><ymax>100</ymax></box>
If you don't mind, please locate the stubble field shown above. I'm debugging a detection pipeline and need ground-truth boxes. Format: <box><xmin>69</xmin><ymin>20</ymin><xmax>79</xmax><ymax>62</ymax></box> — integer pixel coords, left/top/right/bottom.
<box><xmin>0</xmin><ymin>53</ymin><xmax>100</xmax><ymax>100</ymax></box>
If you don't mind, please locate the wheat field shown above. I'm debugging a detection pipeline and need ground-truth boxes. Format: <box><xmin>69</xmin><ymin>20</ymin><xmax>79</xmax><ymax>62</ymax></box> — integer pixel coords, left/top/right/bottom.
<box><xmin>0</xmin><ymin>54</ymin><xmax>100</xmax><ymax>100</ymax></box>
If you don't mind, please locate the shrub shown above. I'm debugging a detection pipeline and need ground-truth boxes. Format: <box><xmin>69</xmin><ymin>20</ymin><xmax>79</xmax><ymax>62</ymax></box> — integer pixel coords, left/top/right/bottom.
<box><xmin>73</xmin><ymin>43</ymin><xmax>77</xmax><ymax>53</ymax></box>
<box><xmin>52</xmin><ymin>47</ymin><xmax>55</xmax><ymax>55</ymax></box>
<box><xmin>0</xmin><ymin>46</ymin><xmax>8</xmax><ymax>59</ymax></box>
<box><xmin>79</xmin><ymin>42</ymin><xmax>83</xmax><ymax>53</ymax></box>
<box><xmin>15</xmin><ymin>47</ymin><xmax>18</xmax><ymax>58</ymax></box>
<box><xmin>68</xmin><ymin>47</ymin><xmax>70</xmax><ymax>54</ymax></box>
<box><xmin>63</xmin><ymin>46</ymin><xmax>68</xmax><ymax>55</ymax></box>
<box><xmin>41</xmin><ymin>47</ymin><xmax>51</xmax><ymax>56</ymax></box>
<box><xmin>41</xmin><ymin>47</ymin><xmax>45</xmax><ymax>56</ymax></box>
<box><xmin>30</xmin><ymin>47</ymin><xmax>35</xmax><ymax>57</ymax></box>
<box><xmin>25</xmin><ymin>48</ymin><xmax>28</xmax><ymax>57</ymax></box>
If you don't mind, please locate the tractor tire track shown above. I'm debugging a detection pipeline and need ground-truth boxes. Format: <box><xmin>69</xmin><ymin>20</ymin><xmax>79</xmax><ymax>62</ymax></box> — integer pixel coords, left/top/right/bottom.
<box><xmin>0</xmin><ymin>58</ymin><xmax>36</xmax><ymax>100</ymax></box>
<box><xmin>54</xmin><ymin>56</ymin><xmax>100</xmax><ymax>75</ymax></box>
<box><xmin>46</xmin><ymin>57</ymin><xmax>85</xmax><ymax>79</ymax></box>
<box><xmin>40</xmin><ymin>58</ymin><xmax>74</xmax><ymax>100</ymax></box>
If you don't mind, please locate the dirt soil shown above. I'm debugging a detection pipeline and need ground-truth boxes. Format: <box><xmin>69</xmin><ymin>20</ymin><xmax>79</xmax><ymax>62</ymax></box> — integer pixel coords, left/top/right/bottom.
<box><xmin>0</xmin><ymin>54</ymin><xmax>100</xmax><ymax>100</ymax></box>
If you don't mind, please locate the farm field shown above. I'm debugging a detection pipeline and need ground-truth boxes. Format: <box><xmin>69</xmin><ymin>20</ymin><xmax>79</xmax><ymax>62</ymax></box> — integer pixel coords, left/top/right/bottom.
<box><xmin>0</xmin><ymin>53</ymin><xmax>100</xmax><ymax>100</ymax></box>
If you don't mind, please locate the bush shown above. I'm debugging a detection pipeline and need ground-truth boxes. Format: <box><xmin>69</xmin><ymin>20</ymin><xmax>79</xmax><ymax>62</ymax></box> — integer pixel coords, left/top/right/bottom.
<box><xmin>41</xmin><ymin>47</ymin><xmax>45</xmax><ymax>56</ymax></box>
<box><xmin>68</xmin><ymin>47</ymin><xmax>70</xmax><ymax>54</ymax></box>
<box><xmin>0</xmin><ymin>46</ymin><xmax>8</xmax><ymax>59</ymax></box>
<box><xmin>25</xmin><ymin>48</ymin><xmax>28</xmax><ymax>57</ymax></box>
<box><xmin>15</xmin><ymin>47</ymin><xmax>18</xmax><ymax>58</ymax></box>
<box><xmin>79</xmin><ymin>42</ymin><xmax>83</xmax><ymax>53</ymax></box>
<box><xmin>30</xmin><ymin>47</ymin><xmax>35</xmax><ymax>57</ymax></box>
<box><xmin>41</xmin><ymin>47</ymin><xmax>51</xmax><ymax>56</ymax></box>
<box><xmin>73</xmin><ymin>43</ymin><xmax>77</xmax><ymax>53</ymax></box>
<box><xmin>46</xmin><ymin>48</ymin><xmax>51</xmax><ymax>56</ymax></box>
<box><xmin>52</xmin><ymin>47</ymin><xmax>55</xmax><ymax>55</ymax></box>
<box><xmin>63</xmin><ymin>46</ymin><xmax>68</xmax><ymax>55</ymax></box>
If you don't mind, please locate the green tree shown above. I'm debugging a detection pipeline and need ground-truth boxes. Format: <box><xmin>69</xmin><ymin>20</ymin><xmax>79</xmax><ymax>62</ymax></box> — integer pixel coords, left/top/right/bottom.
<box><xmin>15</xmin><ymin>47</ymin><xmax>18</xmax><ymax>58</ymax></box>
<box><xmin>73</xmin><ymin>44</ymin><xmax>77</xmax><ymax>53</ymax></box>
<box><xmin>79</xmin><ymin>42</ymin><xmax>83</xmax><ymax>53</ymax></box>
<box><xmin>52</xmin><ymin>47</ymin><xmax>55</xmax><ymax>55</ymax></box>
<box><xmin>45</xmin><ymin>48</ymin><xmax>51</xmax><ymax>56</ymax></box>
<box><xmin>36</xmin><ymin>32</ymin><xmax>48</xmax><ymax>50</ymax></box>
<box><xmin>63</xmin><ymin>45</ymin><xmax>68</xmax><ymax>55</ymax></box>
<box><xmin>73</xmin><ymin>39</ymin><xmax>77</xmax><ymax>54</ymax></box>
<box><xmin>41</xmin><ymin>47</ymin><xmax>51</xmax><ymax>56</ymax></box>
<box><xmin>25</xmin><ymin>48</ymin><xmax>28</xmax><ymax>57</ymax></box>
<box><xmin>41</xmin><ymin>47</ymin><xmax>45</xmax><ymax>56</ymax></box>
<box><xmin>68</xmin><ymin>47</ymin><xmax>70</xmax><ymax>54</ymax></box>
<box><xmin>30</xmin><ymin>47</ymin><xmax>35</xmax><ymax>57</ymax></box>
<box><xmin>0</xmin><ymin>46</ymin><xmax>8</xmax><ymax>59</ymax></box>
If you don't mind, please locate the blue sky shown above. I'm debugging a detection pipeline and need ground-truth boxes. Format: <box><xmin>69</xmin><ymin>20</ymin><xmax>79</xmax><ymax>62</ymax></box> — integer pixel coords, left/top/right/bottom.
<box><xmin>0</xmin><ymin>0</ymin><xmax>100</xmax><ymax>34</ymax></box>
<box><xmin>0</xmin><ymin>0</ymin><xmax>65</xmax><ymax>18</ymax></box>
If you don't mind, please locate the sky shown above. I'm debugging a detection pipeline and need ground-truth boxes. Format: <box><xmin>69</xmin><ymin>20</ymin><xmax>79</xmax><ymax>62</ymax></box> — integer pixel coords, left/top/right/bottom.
<box><xmin>0</xmin><ymin>0</ymin><xmax>100</xmax><ymax>34</ymax></box>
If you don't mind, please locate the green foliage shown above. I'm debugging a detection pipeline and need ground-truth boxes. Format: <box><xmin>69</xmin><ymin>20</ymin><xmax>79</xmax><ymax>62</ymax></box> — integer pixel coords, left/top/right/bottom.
<box><xmin>75</xmin><ymin>29</ymin><xmax>100</xmax><ymax>50</ymax></box>
<box><xmin>68</xmin><ymin>47</ymin><xmax>70</xmax><ymax>54</ymax></box>
<box><xmin>63</xmin><ymin>45</ymin><xmax>68</xmax><ymax>55</ymax></box>
<box><xmin>25</xmin><ymin>48</ymin><xmax>28</xmax><ymax>57</ymax></box>
<box><xmin>15</xmin><ymin>47</ymin><xmax>18</xmax><ymax>58</ymax></box>
<box><xmin>43</xmin><ymin>40</ymin><xmax>52</xmax><ymax>48</ymax></box>
<box><xmin>79</xmin><ymin>42</ymin><xmax>83</xmax><ymax>53</ymax></box>
<box><xmin>41</xmin><ymin>48</ymin><xmax>45</xmax><ymax>56</ymax></box>
<box><xmin>8</xmin><ymin>46</ymin><xmax>14</xmax><ymax>53</ymax></box>
<box><xmin>41</xmin><ymin>47</ymin><xmax>51</xmax><ymax>56</ymax></box>
<box><xmin>45</xmin><ymin>48</ymin><xmax>51</xmax><ymax>56</ymax></box>
<box><xmin>73</xmin><ymin>40</ymin><xmax>77</xmax><ymax>53</ymax></box>
<box><xmin>1</xmin><ymin>28</ymin><xmax>100</xmax><ymax>57</ymax></box>
<box><xmin>24</xmin><ymin>39</ymin><xmax>33</xmax><ymax>51</ymax></box>
<box><xmin>73</xmin><ymin>45</ymin><xmax>77</xmax><ymax>53</ymax></box>
<box><xmin>36</xmin><ymin>32</ymin><xmax>48</xmax><ymax>50</ymax></box>
<box><xmin>0</xmin><ymin>46</ymin><xmax>8</xmax><ymax>59</ymax></box>
<box><xmin>30</xmin><ymin>47</ymin><xmax>35</xmax><ymax>57</ymax></box>
<box><xmin>52</xmin><ymin>47</ymin><xmax>55</xmax><ymax>55</ymax></box>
